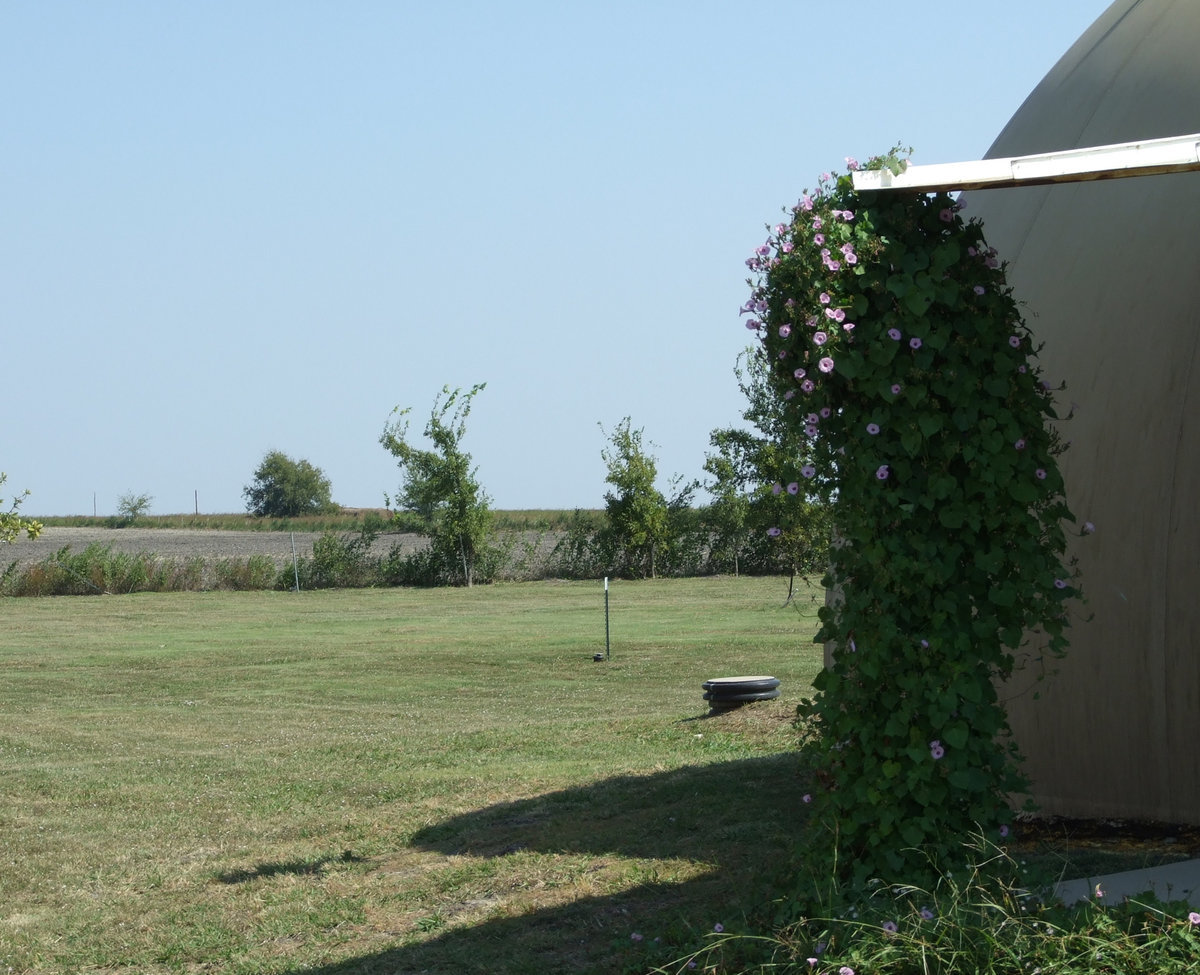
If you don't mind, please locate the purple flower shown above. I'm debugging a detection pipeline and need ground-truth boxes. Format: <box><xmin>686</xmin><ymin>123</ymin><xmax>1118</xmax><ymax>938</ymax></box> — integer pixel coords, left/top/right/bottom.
<box><xmin>819</xmin><ymin>291</ymin><xmax>831</xmax><ymax>304</ymax></box>
<box><xmin>1018</xmin><ymin>364</ymin><xmax>1027</xmax><ymax>374</ymax></box>
<box><xmin>1035</xmin><ymin>468</ymin><xmax>1047</xmax><ymax>480</ymax></box>
<box><xmin>783</xmin><ymin>390</ymin><xmax>795</xmax><ymax>400</ymax></box>
<box><xmin>866</xmin><ymin>423</ymin><xmax>880</xmax><ymax>435</ymax></box>
<box><xmin>812</xmin><ymin>217</ymin><xmax>823</xmax><ymax>231</ymax></box>
<box><xmin>832</xmin><ymin>308</ymin><xmax>846</xmax><ymax>322</ymax></box>
<box><xmin>771</xmin><ymin>483</ymin><xmax>782</xmax><ymax>496</ymax></box>
<box><xmin>1009</xmin><ymin>335</ymin><xmax>1021</xmax><ymax>348</ymax></box>
<box><xmin>801</xmin><ymin>464</ymin><xmax>816</xmax><ymax>479</ymax></box>
<box><xmin>1054</xmin><ymin>578</ymin><xmax>1067</xmax><ymax>590</ymax></box>
<box><xmin>794</xmin><ymin>368</ymin><xmax>806</xmax><ymax>380</ymax></box>
<box><xmin>999</xmin><ymin>824</ymin><xmax>1010</xmax><ymax>838</ymax></box>
<box><xmin>744</xmin><ymin>319</ymin><xmax>761</xmax><ymax>331</ymax></box>
<box><xmin>813</xmin><ymin>331</ymin><xmax>828</xmax><ymax>346</ymax></box>
<box><xmin>713</xmin><ymin>923</ymin><xmax>724</xmax><ymax>933</ymax></box>
<box><xmin>778</xmin><ymin>324</ymin><xmax>791</xmax><ymax>338</ymax></box>
<box><xmin>806</xmin><ymin>412</ymin><xmax>819</xmax><ymax>424</ymax></box>
<box><xmin>802</xmin><ymin>378</ymin><xmax>816</xmax><ymax>392</ymax></box>
<box><xmin>827</xmin><ymin>259</ymin><xmax>841</xmax><ymax>271</ymax></box>
<box><xmin>845</xmin><ymin>156</ymin><xmax>859</xmax><ymax>170</ymax></box>
<box><xmin>939</xmin><ymin>208</ymin><xmax>953</xmax><ymax>222</ymax></box>
<box><xmin>805</xmin><ymin>424</ymin><xmax>819</xmax><ymax>437</ymax></box>
<box><xmin>891</xmin><ymin>383</ymin><xmax>902</xmax><ymax>395</ymax></box>
<box><xmin>767</xmin><ymin>527</ymin><xmax>781</xmax><ymax>537</ymax></box>
<box><xmin>920</xmin><ymin>907</ymin><xmax>935</xmax><ymax>920</ymax></box>
<box><xmin>818</xmin><ymin>357</ymin><xmax>834</xmax><ymax>374</ymax></box>
<box><xmin>813</xmin><ymin>233</ymin><xmax>825</xmax><ymax>245</ymax></box>
<box><xmin>819</xmin><ymin>407</ymin><xmax>831</xmax><ymax>418</ymax></box>
<box><xmin>930</xmin><ymin>739</ymin><xmax>945</xmax><ymax>760</ymax></box>
<box><xmin>802</xmin><ymin>793</ymin><xmax>813</xmax><ymax>803</ymax></box>
<box><xmin>755</xmin><ymin>244</ymin><xmax>770</xmax><ymax>257</ymax></box>
<box><xmin>1189</xmin><ymin>912</ymin><xmax>1200</xmax><ymax>925</ymax></box>
<box><xmin>1014</xmin><ymin>438</ymin><xmax>1026</xmax><ymax>450</ymax></box>
<box><xmin>920</xmin><ymin>639</ymin><xmax>929</xmax><ymax>648</ymax></box>
<box><xmin>973</xmin><ymin>285</ymin><xmax>986</xmax><ymax>295</ymax></box>
<box><xmin>888</xmin><ymin>328</ymin><xmax>902</xmax><ymax>341</ymax></box>
<box><xmin>882</xmin><ymin>920</ymin><xmax>898</xmax><ymax>934</ymax></box>
<box><xmin>787</xmin><ymin>482</ymin><xmax>799</xmax><ymax>495</ymax></box>
<box><xmin>967</xmin><ymin>245</ymin><xmax>977</xmax><ymax>257</ymax></box>
<box><xmin>909</xmin><ymin>337</ymin><xmax>923</xmax><ymax>349</ymax></box>
<box><xmin>875</xmin><ymin>465</ymin><xmax>890</xmax><ymax>481</ymax></box>
<box><xmin>841</xmin><ymin>210</ymin><xmax>854</xmax><ymax>221</ymax></box>
<box><xmin>843</xmin><ymin>321</ymin><xmax>856</xmax><ymax>332</ymax></box>
<box><xmin>845</xmin><ymin>252</ymin><xmax>857</xmax><ymax>265</ymax></box>
<box><xmin>839</xmin><ymin>967</ymin><xmax>856</xmax><ymax>975</ymax></box>
<box><xmin>840</xmin><ymin>242</ymin><xmax>855</xmax><ymax>257</ymax></box>
<box><xmin>800</xmin><ymin>194</ymin><xmax>814</xmax><ymax>211</ymax></box>
<box><xmin>780</xmin><ymin>241</ymin><xmax>793</xmax><ymax>254</ymax></box>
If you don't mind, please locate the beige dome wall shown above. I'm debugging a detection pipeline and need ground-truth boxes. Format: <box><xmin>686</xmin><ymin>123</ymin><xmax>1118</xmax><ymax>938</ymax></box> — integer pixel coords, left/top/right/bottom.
<box><xmin>967</xmin><ymin>0</ymin><xmax>1200</xmax><ymax>821</ymax></box>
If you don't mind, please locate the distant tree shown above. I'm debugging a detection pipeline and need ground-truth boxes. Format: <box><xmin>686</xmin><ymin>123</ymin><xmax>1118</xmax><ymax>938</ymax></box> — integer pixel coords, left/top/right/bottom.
<box><xmin>1</xmin><ymin>473</ymin><xmax>42</xmax><ymax>544</ymax></box>
<box><xmin>380</xmin><ymin>383</ymin><xmax>494</xmax><ymax>587</ymax></box>
<box><xmin>598</xmin><ymin>418</ymin><xmax>671</xmax><ymax>578</ymax></box>
<box><xmin>704</xmin><ymin>349</ymin><xmax>831</xmax><ymax>582</ymax></box>
<box><xmin>243</xmin><ymin>451</ymin><xmax>338</xmax><ymax>518</ymax></box>
<box><xmin>115</xmin><ymin>491</ymin><xmax>153</xmax><ymax>525</ymax></box>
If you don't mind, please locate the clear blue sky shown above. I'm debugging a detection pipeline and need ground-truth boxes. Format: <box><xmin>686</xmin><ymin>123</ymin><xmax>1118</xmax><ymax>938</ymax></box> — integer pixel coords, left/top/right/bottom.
<box><xmin>3</xmin><ymin>1</ymin><xmax>1108</xmax><ymax>516</ymax></box>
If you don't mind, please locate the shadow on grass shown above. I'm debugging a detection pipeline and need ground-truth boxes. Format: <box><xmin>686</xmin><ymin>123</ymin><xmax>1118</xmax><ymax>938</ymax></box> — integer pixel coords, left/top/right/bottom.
<box><xmin>287</xmin><ymin>750</ymin><xmax>813</xmax><ymax>975</ymax></box>
<box><xmin>216</xmin><ymin>850</ymin><xmax>366</xmax><ymax>885</ymax></box>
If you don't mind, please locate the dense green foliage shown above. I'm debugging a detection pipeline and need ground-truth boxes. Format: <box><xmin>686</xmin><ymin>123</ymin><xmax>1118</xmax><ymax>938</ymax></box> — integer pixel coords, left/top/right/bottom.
<box><xmin>380</xmin><ymin>383</ymin><xmax>497</xmax><ymax>586</ymax></box>
<box><xmin>243</xmin><ymin>450</ymin><xmax>338</xmax><ymax>518</ymax></box>
<box><xmin>597</xmin><ymin>418</ymin><xmax>673</xmax><ymax>578</ymax></box>
<box><xmin>0</xmin><ymin>472</ymin><xmax>42</xmax><ymax>544</ymax></box>
<box><xmin>748</xmin><ymin>152</ymin><xmax>1082</xmax><ymax>885</ymax></box>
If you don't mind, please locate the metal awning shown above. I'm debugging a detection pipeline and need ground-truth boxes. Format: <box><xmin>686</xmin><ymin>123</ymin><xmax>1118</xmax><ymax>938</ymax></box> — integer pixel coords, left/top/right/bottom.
<box><xmin>851</xmin><ymin>133</ymin><xmax>1200</xmax><ymax>193</ymax></box>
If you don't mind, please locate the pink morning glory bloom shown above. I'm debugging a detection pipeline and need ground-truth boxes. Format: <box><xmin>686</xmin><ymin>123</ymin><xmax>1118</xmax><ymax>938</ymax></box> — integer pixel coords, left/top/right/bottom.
<box><xmin>882</xmin><ymin>921</ymin><xmax>898</xmax><ymax>934</ymax></box>
<box><xmin>783</xmin><ymin>390</ymin><xmax>795</xmax><ymax>400</ymax></box>
<box><xmin>875</xmin><ymin>465</ymin><xmax>889</xmax><ymax>480</ymax></box>
<box><xmin>827</xmin><ymin>259</ymin><xmax>841</xmax><ymax>271</ymax></box>
<box><xmin>779</xmin><ymin>324</ymin><xmax>791</xmax><ymax>338</ymax></box>
<box><xmin>841</xmin><ymin>210</ymin><xmax>854</xmax><ymax>221</ymax></box>
<box><xmin>1015</xmin><ymin>438</ymin><xmax>1026</xmax><ymax>450</ymax></box>
<box><xmin>781</xmin><ymin>241</ymin><xmax>793</xmax><ymax>253</ymax></box>
<box><xmin>813</xmin><ymin>332</ymin><xmax>828</xmax><ymax>346</ymax></box>
<box><xmin>845</xmin><ymin>156</ymin><xmax>859</xmax><ymax>170</ymax></box>
<box><xmin>973</xmin><ymin>285</ymin><xmax>986</xmax><ymax>295</ymax></box>
<box><xmin>819</xmin><ymin>407</ymin><xmax>831</xmax><ymax>418</ymax></box>
<box><xmin>1036</xmin><ymin>469</ymin><xmax>1047</xmax><ymax>479</ymax></box>
<box><xmin>818</xmin><ymin>357</ymin><xmax>834</xmax><ymax>374</ymax></box>
<box><xmin>909</xmin><ymin>337</ymin><xmax>922</xmax><ymax>349</ymax></box>
<box><xmin>773</xmin><ymin>223</ymin><xmax>786</xmax><ymax>235</ymax></box>
<box><xmin>939</xmin><ymin>208</ymin><xmax>953</xmax><ymax>222</ymax></box>
<box><xmin>755</xmin><ymin>244</ymin><xmax>770</xmax><ymax>257</ymax></box>
<box><xmin>1009</xmin><ymin>335</ymin><xmax>1021</xmax><ymax>348</ymax></box>
<box><xmin>813</xmin><ymin>233</ymin><xmax>825</xmax><ymax>245</ymax></box>
<box><xmin>888</xmin><ymin>328</ymin><xmax>902</xmax><ymax>341</ymax></box>
<box><xmin>930</xmin><ymin>740</ymin><xmax>945</xmax><ymax>760</ymax></box>
<box><xmin>1055</xmin><ymin>578</ymin><xmax>1067</xmax><ymax>589</ymax></box>
<box><xmin>832</xmin><ymin>308</ymin><xmax>845</xmax><ymax>322</ymax></box>
<box><xmin>845</xmin><ymin>252</ymin><xmax>857</xmax><ymax>265</ymax></box>
<box><xmin>819</xmin><ymin>292</ymin><xmax>831</xmax><ymax>304</ymax></box>
<box><xmin>840</xmin><ymin>967</ymin><xmax>856</xmax><ymax>975</ymax></box>
<box><xmin>802</xmin><ymin>793</ymin><xmax>813</xmax><ymax>803</ymax></box>
<box><xmin>787</xmin><ymin>482</ymin><xmax>799</xmax><ymax>495</ymax></box>
<box><xmin>794</xmin><ymin>368</ymin><xmax>806</xmax><ymax>380</ymax></box>
<box><xmin>1189</xmin><ymin>912</ymin><xmax>1200</xmax><ymax>925</ymax></box>
<box><xmin>771</xmin><ymin>483</ymin><xmax>782</xmax><ymax>495</ymax></box>
<box><xmin>800</xmin><ymin>194</ymin><xmax>814</xmax><ymax>211</ymax></box>
<box><xmin>802</xmin><ymin>379</ymin><xmax>816</xmax><ymax>392</ymax></box>
<box><xmin>713</xmin><ymin>923</ymin><xmax>724</xmax><ymax>933</ymax></box>
<box><xmin>920</xmin><ymin>908</ymin><xmax>935</xmax><ymax>920</ymax></box>
<box><xmin>999</xmin><ymin>825</ymin><xmax>1010</xmax><ymax>838</ymax></box>
<box><xmin>801</xmin><ymin>464</ymin><xmax>816</xmax><ymax>478</ymax></box>
<box><xmin>805</xmin><ymin>424</ymin><xmax>819</xmax><ymax>436</ymax></box>
<box><xmin>767</xmin><ymin>527</ymin><xmax>781</xmax><ymax>537</ymax></box>
<box><xmin>867</xmin><ymin>423</ymin><xmax>880</xmax><ymax>435</ymax></box>
<box><xmin>843</xmin><ymin>321</ymin><xmax>855</xmax><ymax>331</ymax></box>
<box><xmin>812</xmin><ymin>217</ymin><xmax>823</xmax><ymax>230</ymax></box>
<box><xmin>891</xmin><ymin>383</ymin><xmax>902</xmax><ymax>395</ymax></box>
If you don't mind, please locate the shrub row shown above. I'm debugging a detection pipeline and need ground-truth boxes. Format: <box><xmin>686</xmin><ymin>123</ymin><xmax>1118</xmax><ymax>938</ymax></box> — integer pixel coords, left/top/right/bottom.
<box><xmin>2</xmin><ymin>512</ymin><xmax>831</xmax><ymax>596</ymax></box>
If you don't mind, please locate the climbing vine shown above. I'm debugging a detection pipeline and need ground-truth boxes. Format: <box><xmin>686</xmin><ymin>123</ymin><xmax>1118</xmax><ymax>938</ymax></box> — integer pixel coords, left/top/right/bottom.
<box><xmin>745</xmin><ymin>151</ymin><xmax>1085</xmax><ymax>883</ymax></box>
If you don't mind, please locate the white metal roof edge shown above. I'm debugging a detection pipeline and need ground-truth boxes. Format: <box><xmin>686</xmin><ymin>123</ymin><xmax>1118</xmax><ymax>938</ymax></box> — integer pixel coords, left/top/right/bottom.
<box><xmin>851</xmin><ymin>133</ymin><xmax>1200</xmax><ymax>193</ymax></box>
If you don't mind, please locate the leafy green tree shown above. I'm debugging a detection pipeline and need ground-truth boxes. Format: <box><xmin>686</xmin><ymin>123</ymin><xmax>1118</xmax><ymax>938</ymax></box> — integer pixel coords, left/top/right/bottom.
<box><xmin>1</xmin><ymin>473</ymin><xmax>42</xmax><ymax>543</ymax></box>
<box><xmin>704</xmin><ymin>350</ymin><xmax>831</xmax><ymax>580</ymax></box>
<box><xmin>243</xmin><ymin>451</ymin><xmax>338</xmax><ymax>518</ymax></box>
<box><xmin>599</xmin><ymin>418</ymin><xmax>670</xmax><ymax>578</ymax></box>
<box><xmin>380</xmin><ymin>383</ymin><xmax>494</xmax><ymax>587</ymax></box>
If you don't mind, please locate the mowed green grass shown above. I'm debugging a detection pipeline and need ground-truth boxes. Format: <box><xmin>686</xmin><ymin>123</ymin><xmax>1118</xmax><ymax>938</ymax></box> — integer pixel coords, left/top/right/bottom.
<box><xmin>0</xmin><ymin>576</ymin><xmax>824</xmax><ymax>974</ymax></box>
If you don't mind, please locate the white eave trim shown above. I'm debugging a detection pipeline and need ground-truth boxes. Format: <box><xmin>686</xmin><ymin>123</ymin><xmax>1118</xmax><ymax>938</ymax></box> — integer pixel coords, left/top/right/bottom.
<box><xmin>851</xmin><ymin>133</ymin><xmax>1200</xmax><ymax>193</ymax></box>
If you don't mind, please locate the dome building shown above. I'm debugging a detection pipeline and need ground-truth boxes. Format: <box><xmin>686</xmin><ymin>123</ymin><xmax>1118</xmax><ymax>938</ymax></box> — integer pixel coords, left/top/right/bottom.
<box><xmin>966</xmin><ymin>0</ymin><xmax>1200</xmax><ymax>821</ymax></box>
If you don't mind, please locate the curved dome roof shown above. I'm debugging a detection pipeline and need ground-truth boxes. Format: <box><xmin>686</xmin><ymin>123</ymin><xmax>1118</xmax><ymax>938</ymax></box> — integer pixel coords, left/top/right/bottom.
<box><xmin>968</xmin><ymin>0</ymin><xmax>1200</xmax><ymax>821</ymax></box>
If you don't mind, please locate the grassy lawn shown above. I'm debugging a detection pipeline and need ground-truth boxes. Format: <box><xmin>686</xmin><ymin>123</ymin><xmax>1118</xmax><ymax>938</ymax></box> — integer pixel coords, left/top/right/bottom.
<box><xmin>0</xmin><ymin>576</ymin><xmax>825</xmax><ymax>974</ymax></box>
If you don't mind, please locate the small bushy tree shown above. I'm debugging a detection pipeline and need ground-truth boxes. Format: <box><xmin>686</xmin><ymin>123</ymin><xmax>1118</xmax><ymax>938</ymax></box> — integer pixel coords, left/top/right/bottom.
<box><xmin>380</xmin><ymin>383</ymin><xmax>495</xmax><ymax>587</ymax></box>
<box><xmin>243</xmin><ymin>451</ymin><xmax>338</xmax><ymax>518</ymax></box>
<box><xmin>1</xmin><ymin>473</ymin><xmax>42</xmax><ymax>543</ymax></box>
<box><xmin>598</xmin><ymin>418</ymin><xmax>671</xmax><ymax>578</ymax></box>
<box><xmin>116</xmin><ymin>491</ymin><xmax>153</xmax><ymax>524</ymax></box>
